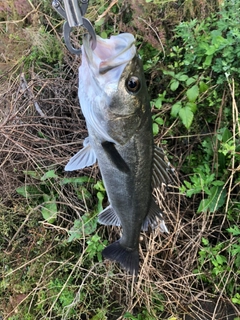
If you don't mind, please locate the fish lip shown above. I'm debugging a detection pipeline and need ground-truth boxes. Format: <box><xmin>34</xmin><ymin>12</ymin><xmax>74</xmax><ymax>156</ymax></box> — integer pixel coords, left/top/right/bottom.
<box><xmin>83</xmin><ymin>33</ymin><xmax>136</xmax><ymax>73</ymax></box>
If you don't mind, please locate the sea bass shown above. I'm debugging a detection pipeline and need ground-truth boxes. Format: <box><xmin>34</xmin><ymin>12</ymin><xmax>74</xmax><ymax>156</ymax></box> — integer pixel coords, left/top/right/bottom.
<box><xmin>65</xmin><ymin>33</ymin><xmax>171</xmax><ymax>275</ymax></box>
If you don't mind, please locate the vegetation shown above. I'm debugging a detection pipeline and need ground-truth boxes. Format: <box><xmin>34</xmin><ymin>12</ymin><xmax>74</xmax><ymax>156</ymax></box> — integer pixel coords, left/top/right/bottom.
<box><xmin>0</xmin><ymin>0</ymin><xmax>239</xmax><ymax>319</ymax></box>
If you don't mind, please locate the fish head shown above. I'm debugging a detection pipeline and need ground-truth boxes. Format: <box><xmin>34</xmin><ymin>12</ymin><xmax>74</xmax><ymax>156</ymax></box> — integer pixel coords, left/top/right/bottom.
<box><xmin>106</xmin><ymin>53</ymin><xmax>151</xmax><ymax>143</ymax></box>
<box><xmin>79</xmin><ymin>33</ymin><xmax>151</xmax><ymax>144</ymax></box>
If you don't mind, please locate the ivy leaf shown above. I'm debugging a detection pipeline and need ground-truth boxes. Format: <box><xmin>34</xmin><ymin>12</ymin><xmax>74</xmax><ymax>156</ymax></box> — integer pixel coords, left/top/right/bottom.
<box><xmin>186</xmin><ymin>85</ymin><xmax>199</xmax><ymax>102</ymax></box>
<box><xmin>179</xmin><ymin>106</ymin><xmax>194</xmax><ymax>129</ymax></box>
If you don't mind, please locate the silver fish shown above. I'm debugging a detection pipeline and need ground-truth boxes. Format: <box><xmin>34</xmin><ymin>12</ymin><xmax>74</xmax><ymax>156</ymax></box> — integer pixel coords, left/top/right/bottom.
<box><xmin>65</xmin><ymin>33</ymin><xmax>171</xmax><ymax>275</ymax></box>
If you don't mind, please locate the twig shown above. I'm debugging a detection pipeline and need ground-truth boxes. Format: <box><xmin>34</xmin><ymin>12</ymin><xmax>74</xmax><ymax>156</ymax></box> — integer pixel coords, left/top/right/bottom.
<box><xmin>138</xmin><ymin>17</ymin><xmax>165</xmax><ymax>60</ymax></box>
<box><xmin>225</xmin><ymin>75</ymin><xmax>238</xmax><ymax>213</ymax></box>
<box><xmin>96</xmin><ymin>0</ymin><xmax>118</xmax><ymax>22</ymax></box>
<box><xmin>20</xmin><ymin>73</ymin><xmax>46</xmax><ymax>117</ymax></box>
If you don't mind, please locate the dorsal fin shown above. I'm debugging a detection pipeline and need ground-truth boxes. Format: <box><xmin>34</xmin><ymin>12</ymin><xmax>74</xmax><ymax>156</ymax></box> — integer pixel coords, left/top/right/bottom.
<box><xmin>152</xmin><ymin>146</ymin><xmax>175</xmax><ymax>189</ymax></box>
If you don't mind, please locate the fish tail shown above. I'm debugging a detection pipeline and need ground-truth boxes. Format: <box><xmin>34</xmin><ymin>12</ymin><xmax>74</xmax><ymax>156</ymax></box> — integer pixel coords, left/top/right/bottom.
<box><xmin>102</xmin><ymin>241</ymin><xmax>139</xmax><ymax>275</ymax></box>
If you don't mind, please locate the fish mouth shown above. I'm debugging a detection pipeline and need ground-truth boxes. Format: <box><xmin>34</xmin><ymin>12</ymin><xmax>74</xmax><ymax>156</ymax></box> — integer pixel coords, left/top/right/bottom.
<box><xmin>83</xmin><ymin>33</ymin><xmax>136</xmax><ymax>74</ymax></box>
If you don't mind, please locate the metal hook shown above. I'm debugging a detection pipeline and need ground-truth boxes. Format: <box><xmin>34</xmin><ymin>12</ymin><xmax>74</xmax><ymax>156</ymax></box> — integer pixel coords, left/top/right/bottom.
<box><xmin>52</xmin><ymin>0</ymin><xmax>96</xmax><ymax>55</ymax></box>
<box><xmin>63</xmin><ymin>18</ymin><xmax>96</xmax><ymax>55</ymax></box>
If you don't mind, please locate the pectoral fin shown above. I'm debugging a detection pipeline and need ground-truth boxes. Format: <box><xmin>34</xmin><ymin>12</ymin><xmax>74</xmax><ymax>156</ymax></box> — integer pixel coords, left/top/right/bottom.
<box><xmin>98</xmin><ymin>205</ymin><xmax>121</xmax><ymax>226</ymax></box>
<box><xmin>65</xmin><ymin>137</ymin><xmax>97</xmax><ymax>171</ymax></box>
<box><xmin>142</xmin><ymin>199</ymin><xmax>169</xmax><ymax>233</ymax></box>
<box><xmin>152</xmin><ymin>146</ymin><xmax>174</xmax><ymax>188</ymax></box>
<box><xmin>101</xmin><ymin>141</ymin><xmax>130</xmax><ymax>173</ymax></box>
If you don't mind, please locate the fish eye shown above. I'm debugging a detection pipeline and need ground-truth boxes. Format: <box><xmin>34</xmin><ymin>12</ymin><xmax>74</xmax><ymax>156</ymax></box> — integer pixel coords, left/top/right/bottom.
<box><xmin>126</xmin><ymin>76</ymin><xmax>141</xmax><ymax>93</ymax></box>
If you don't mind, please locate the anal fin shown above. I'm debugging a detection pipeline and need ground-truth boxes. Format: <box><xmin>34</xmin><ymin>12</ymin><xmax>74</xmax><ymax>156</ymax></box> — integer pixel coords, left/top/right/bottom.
<box><xmin>142</xmin><ymin>199</ymin><xmax>169</xmax><ymax>233</ymax></box>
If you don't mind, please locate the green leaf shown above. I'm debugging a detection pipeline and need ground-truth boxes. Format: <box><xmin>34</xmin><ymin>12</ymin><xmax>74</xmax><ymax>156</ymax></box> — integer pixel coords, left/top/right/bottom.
<box><xmin>163</xmin><ymin>70</ymin><xmax>175</xmax><ymax>77</ymax></box>
<box><xmin>100</xmin><ymin>31</ymin><xmax>108</xmax><ymax>39</ymax></box>
<box><xmin>177</xmin><ymin>74</ymin><xmax>188</xmax><ymax>81</ymax></box>
<box><xmin>186</xmin><ymin>85</ymin><xmax>199</xmax><ymax>102</ymax></box>
<box><xmin>207</xmin><ymin>185</ymin><xmax>226</xmax><ymax>212</ymax></box>
<box><xmin>212</xmin><ymin>180</ymin><xmax>225</xmax><ymax>186</ymax></box>
<box><xmin>197</xmin><ymin>186</ymin><xmax>226</xmax><ymax>213</ymax></box>
<box><xmin>60</xmin><ymin>176</ymin><xmax>94</xmax><ymax>185</ymax></box>
<box><xmin>67</xmin><ymin>219</ymin><xmax>82</xmax><ymax>242</ymax></box>
<box><xmin>216</xmin><ymin>254</ymin><xmax>227</xmax><ymax>265</ymax></box>
<box><xmin>94</xmin><ymin>181</ymin><xmax>105</xmax><ymax>192</ymax></box>
<box><xmin>232</xmin><ymin>293</ymin><xmax>240</xmax><ymax>305</ymax></box>
<box><xmin>41</xmin><ymin>170</ymin><xmax>58</xmax><ymax>181</ymax></box>
<box><xmin>199</xmin><ymin>81</ymin><xmax>209</xmax><ymax>93</ymax></box>
<box><xmin>152</xmin><ymin>122</ymin><xmax>159</xmax><ymax>136</ymax></box>
<box><xmin>186</xmin><ymin>101</ymin><xmax>197</xmax><ymax>113</ymax></box>
<box><xmin>203</xmin><ymin>54</ymin><xmax>213</xmax><ymax>67</ymax></box>
<box><xmin>154</xmin><ymin>97</ymin><xmax>163</xmax><ymax>109</ymax></box>
<box><xmin>16</xmin><ymin>185</ymin><xmax>42</xmax><ymax>198</ymax></box>
<box><xmin>76</xmin><ymin>187</ymin><xmax>91</xmax><ymax>200</ymax></box>
<box><xmin>154</xmin><ymin>117</ymin><xmax>164</xmax><ymax>125</ymax></box>
<box><xmin>82</xmin><ymin>214</ymin><xmax>97</xmax><ymax>236</ymax></box>
<box><xmin>221</xmin><ymin>127</ymin><xmax>232</xmax><ymax>143</ymax></box>
<box><xmin>202</xmin><ymin>237</ymin><xmax>209</xmax><ymax>246</ymax></box>
<box><xmin>41</xmin><ymin>196</ymin><xmax>58</xmax><ymax>223</ymax></box>
<box><xmin>170</xmin><ymin>80</ymin><xmax>179</xmax><ymax>91</ymax></box>
<box><xmin>91</xmin><ymin>309</ymin><xmax>107</xmax><ymax>320</ymax></box>
<box><xmin>197</xmin><ymin>198</ymin><xmax>211</xmax><ymax>213</ymax></box>
<box><xmin>23</xmin><ymin>170</ymin><xmax>40</xmax><ymax>179</ymax></box>
<box><xmin>171</xmin><ymin>101</ymin><xmax>182</xmax><ymax>117</ymax></box>
<box><xmin>186</xmin><ymin>77</ymin><xmax>197</xmax><ymax>86</ymax></box>
<box><xmin>179</xmin><ymin>106</ymin><xmax>194</xmax><ymax>129</ymax></box>
<box><xmin>67</xmin><ymin>213</ymin><xmax>98</xmax><ymax>242</ymax></box>
<box><xmin>95</xmin><ymin>18</ymin><xmax>105</xmax><ymax>26</ymax></box>
<box><xmin>227</xmin><ymin>226</ymin><xmax>240</xmax><ymax>236</ymax></box>
<box><xmin>97</xmin><ymin>191</ymin><xmax>104</xmax><ymax>213</ymax></box>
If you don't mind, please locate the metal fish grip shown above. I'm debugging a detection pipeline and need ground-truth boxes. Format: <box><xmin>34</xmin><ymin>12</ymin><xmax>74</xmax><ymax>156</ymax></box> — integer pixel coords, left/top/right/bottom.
<box><xmin>52</xmin><ymin>0</ymin><xmax>96</xmax><ymax>55</ymax></box>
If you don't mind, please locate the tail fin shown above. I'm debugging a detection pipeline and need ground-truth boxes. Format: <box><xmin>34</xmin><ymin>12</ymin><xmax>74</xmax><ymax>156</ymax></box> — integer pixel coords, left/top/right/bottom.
<box><xmin>102</xmin><ymin>241</ymin><xmax>139</xmax><ymax>275</ymax></box>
